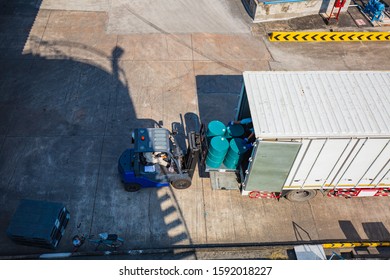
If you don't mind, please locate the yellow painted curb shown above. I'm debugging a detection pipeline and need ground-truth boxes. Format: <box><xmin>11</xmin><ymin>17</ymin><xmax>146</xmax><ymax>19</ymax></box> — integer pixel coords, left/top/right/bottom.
<box><xmin>323</xmin><ymin>242</ymin><xmax>390</xmax><ymax>248</ymax></box>
<box><xmin>269</xmin><ymin>32</ymin><xmax>390</xmax><ymax>42</ymax></box>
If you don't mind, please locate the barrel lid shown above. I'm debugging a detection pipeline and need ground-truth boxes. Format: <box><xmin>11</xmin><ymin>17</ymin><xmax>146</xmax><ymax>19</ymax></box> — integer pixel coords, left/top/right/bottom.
<box><xmin>230</xmin><ymin>138</ymin><xmax>248</xmax><ymax>154</ymax></box>
<box><xmin>226</xmin><ymin>124</ymin><xmax>244</xmax><ymax>137</ymax></box>
<box><xmin>207</xmin><ymin>120</ymin><xmax>226</xmax><ymax>136</ymax></box>
<box><xmin>210</xmin><ymin>136</ymin><xmax>229</xmax><ymax>152</ymax></box>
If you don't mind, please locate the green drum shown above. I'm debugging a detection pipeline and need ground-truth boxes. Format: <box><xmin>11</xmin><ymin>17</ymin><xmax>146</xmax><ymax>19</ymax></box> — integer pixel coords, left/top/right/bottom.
<box><xmin>225</xmin><ymin>124</ymin><xmax>244</xmax><ymax>139</ymax></box>
<box><xmin>206</xmin><ymin>120</ymin><xmax>226</xmax><ymax>138</ymax></box>
<box><xmin>206</xmin><ymin>136</ymin><xmax>229</xmax><ymax>168</ymax></box>
<box><xmin>223</xmin><ymin>138</ymin><xmax>248</xmax><ymax>169</ymax></box>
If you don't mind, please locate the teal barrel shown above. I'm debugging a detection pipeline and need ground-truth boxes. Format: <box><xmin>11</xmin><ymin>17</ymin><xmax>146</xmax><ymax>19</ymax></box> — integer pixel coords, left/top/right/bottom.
<box><xmin>206</xmin><ymin>136</ymin><xmax>229</xmax><ymax>168</ymax></box>
<box><xmin>206</xmin><ymin>120</ymin><xmax>226</xmax><ymax>138</ymax></box>
<box><xmin>225</xmin><ymin>123</ymin><xmax>244</xmax><ymax>139</ymax></box>
<box><xmin>223</xmin><ymin>138</ymin><xmax>248</xmax><ymax>169</ymax></box>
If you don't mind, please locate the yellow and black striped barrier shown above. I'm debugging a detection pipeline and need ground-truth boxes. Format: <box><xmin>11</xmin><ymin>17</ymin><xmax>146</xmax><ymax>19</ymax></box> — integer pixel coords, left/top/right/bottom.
<box><xmin>323</xmin><ymin>242</ymin><xmax>390</xmax><ymax>249</ymax></box>
<box><xmin>269</xmin><ymin>31</ymin><xmax>390</xmax><ymax>42</ymax></box>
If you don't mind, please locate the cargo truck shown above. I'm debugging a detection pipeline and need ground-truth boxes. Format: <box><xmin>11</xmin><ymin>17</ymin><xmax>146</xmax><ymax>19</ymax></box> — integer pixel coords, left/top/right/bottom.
<box><xmin>204</xmin><ymin>71</ymin><xmax>390</xmax><ymax>202</ymax></box>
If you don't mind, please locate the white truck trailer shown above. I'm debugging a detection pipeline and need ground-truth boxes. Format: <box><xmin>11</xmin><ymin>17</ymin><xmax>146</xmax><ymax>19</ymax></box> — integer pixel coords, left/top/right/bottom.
<box><xmin>206</xmin><ymin>71</ymin><xmax>390</xmax><ymax>202</ymax></box>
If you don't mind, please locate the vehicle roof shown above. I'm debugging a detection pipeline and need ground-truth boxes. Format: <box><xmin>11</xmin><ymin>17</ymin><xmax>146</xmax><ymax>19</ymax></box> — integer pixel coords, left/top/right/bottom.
<box><xmin>243</xmin><ymin>71</ymin><xmax>390</xmax><ymax>139</ymax></box>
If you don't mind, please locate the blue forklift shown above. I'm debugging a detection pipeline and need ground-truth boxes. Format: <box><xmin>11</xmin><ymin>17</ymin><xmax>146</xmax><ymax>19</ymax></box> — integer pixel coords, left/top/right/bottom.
<box><xmin>118</xmin><ymin>128</ymin><xmax>201</xmax><ymax>192</ymax></box>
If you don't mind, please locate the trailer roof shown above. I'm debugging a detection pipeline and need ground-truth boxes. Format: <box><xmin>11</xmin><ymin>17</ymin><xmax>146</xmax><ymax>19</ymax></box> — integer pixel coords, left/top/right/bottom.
<box><xmin>243</xmin><ymin>71</ymin><xmax>390</xmax><ymax>139</ymax></box>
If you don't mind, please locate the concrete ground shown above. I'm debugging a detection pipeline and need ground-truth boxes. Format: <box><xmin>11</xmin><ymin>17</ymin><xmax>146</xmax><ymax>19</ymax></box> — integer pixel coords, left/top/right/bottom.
<box><xmin>41</xmin><ymin>0</ymin><xmax>251</xmax><ymax>34</ymax></box>
<box><xmin>0</xmin><ymin>0</ymin><xmax>390</xmax><ymax>258</ymax></box>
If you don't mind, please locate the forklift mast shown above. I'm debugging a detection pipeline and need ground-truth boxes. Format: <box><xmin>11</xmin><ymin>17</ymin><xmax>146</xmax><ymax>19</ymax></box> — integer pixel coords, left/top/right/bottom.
<box><xmin>183</xmin><ymin>131</ymin><xmax>201</xmax><ymax>178</ymax></box>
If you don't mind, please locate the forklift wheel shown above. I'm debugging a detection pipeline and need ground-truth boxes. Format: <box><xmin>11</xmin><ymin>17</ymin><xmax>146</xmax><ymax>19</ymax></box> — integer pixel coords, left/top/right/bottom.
<box><xmin>124</xmin><ymin>183</ymin><xmax>141</xmax><ymax>192</ymax></box>
<box><xmin>171</xmin><ymin>178</ymin><xmax>192</xmax><ymax>189</ymax></box>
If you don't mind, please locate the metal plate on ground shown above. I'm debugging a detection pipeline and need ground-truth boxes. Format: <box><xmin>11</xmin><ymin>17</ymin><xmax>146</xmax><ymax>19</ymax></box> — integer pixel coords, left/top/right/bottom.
<box><xmin>294</xmin><ymin>245</ymin><xmax>327</xmax><ymax>260</ymax></box>
<box><xmin>210</xmin><ymin>171</ymin><xmax>240</xmax><ymax>190</ymax></box>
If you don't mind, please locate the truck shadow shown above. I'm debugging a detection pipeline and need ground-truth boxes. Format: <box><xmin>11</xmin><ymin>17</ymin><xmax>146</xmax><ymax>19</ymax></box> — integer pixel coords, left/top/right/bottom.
<box><xmin>0</xmin><ymin>1</ymin><xmax>192</xmax><ymax>258</ymax></box>
<box><xmin>195</xmin><ymin>75</ymin><xmax>243</xmax><ymax>125</ymax></box>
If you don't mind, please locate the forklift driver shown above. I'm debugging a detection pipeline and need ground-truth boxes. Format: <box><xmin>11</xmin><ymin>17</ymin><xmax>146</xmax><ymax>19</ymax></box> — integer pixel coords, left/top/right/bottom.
<box><xmin>143</xmin><ymin>152</ymin><xmax>170</xmax><ymax>167</ymax></box>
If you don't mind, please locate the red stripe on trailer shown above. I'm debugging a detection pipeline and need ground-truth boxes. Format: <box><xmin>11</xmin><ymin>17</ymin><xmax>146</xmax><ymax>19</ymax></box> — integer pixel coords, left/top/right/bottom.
<box><xmin>259</xmin><ymin>192</ymin><xmax>277</xmax><ymax>199</ymax></box>
<box><xmin>249</xmin><ymin>191</ymin><xmax>279</xmax><ymax>199</ymax></box>
<box><xmin>374</xmin><ymin>188</ymin><xmax>390</xmax><ymax>196</ymax></box>
<box><xmin>328</xmin><ymin>188</ymin><xmax>390</xmax><ymax>198</ymax></box>
<box><xmin>249</xmin><ymin>191</ymin><xmax>260</xmax><ymax>199</ymax></box>
<box><xmin>328</xmin><ymin>189</ymin><xmax>358</xmax><ymax>197</ymax></box>
<box><xmin>252</xmin><ymin>188</ymin><xmax>389</xmax><ymax>199</ymax></box>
